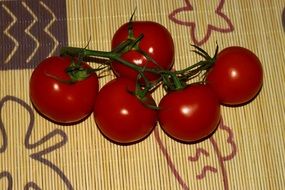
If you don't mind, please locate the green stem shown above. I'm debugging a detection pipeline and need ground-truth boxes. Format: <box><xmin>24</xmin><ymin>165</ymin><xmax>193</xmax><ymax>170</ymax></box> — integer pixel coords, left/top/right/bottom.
<box><xmin>60</xmin><ymin>43</ymin><xmax>217</xmax><ymax>93</ymax></box>
<box><xmin>174</xmin><ymin>59</ymin><xmax>214</xmax><ymax>75</ymax></box>
<box><xmin>111</xmin><ymin>38</ymin><xmax>133</xmax><ymax>53</ymax></box>
<box><xmin>61</xmin><ymin>47</ymin><xmax>113</xmax><ymax>59</ymax></box>
<box><xmin>169</xmin><ymin>72</ymin><xmax>185</xmax><ymax>90</ymax></box>
<box><xmin>60</xmin><ymin>46</ymin><xmax>161</xmax><ymax>74</ymax></box>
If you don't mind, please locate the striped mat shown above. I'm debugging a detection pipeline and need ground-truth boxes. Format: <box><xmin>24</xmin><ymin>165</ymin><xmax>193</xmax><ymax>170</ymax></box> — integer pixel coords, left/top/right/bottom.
<box><xmin>1</xmin><ymin>0</ymin><xmax>284</xmax><ymax>189</ymax></box>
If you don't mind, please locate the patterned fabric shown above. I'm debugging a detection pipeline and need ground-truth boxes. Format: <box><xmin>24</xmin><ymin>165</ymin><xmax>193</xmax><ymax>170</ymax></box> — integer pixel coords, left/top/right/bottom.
<box><xmin>0</xmin><ymin>0</ymin><xmax>68</xmax><ymax>70</ymax></box>
<box><xmin>0</xmin><ymin>0</ymin><xmax>284</xmax><ymax>189</ymax></box>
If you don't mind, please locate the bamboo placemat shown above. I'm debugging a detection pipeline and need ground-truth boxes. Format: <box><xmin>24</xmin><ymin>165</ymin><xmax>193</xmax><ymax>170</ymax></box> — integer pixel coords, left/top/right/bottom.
<box><xmin>1</xmin><ymin>0</ymin><xmax>284</xmax><ymax>189</ymax></box>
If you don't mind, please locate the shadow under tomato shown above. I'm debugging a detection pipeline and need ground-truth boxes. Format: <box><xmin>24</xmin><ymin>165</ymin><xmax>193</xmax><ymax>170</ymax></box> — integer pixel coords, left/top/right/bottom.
<box><xmin>94</xmin><ymin>120</ymin><xmax>157</xmax><ymax>146</ymax></box>
<box><xmin>31</xmin><ymin>102</ymin><xmax>92</xmax><ymax>127</ymax></box>
<box><xmin>221</xmin><ymin>84</ymin><xmax>264</xmax><ymax>108</ymax></box>
<box><xmin>158</xmin><ymin>119</ymin><xmax>220</xmax><ymax>145</ymax></box>
<box><xmin>83</xmin><ymin>56</ymin><xmax>109</xmax><ymax>64</ymax></box>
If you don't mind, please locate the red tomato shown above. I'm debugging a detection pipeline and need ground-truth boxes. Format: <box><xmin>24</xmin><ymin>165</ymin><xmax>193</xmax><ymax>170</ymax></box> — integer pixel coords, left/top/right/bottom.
<box><xmin>206</xmin><ymin>46</ymin><xmax>263</xmax><ymax>106</ymax></box>
<box><xmin>94</xmin><ymin>78</ymin><xmax>157</xmax><ymax>144</ymax></box>
<box><xmin>30</xmin><ymin>56</ymin><xmax>99</xmax><ymax>124</ymax></box>
<box><xmin>111</xmin><ymin>21</ymin><xmax>175</xmax><ymax>82</ymax></box>
<box><xmin>158</xmin><ymin>84</ymin><xmax>221</xmax><ymax>143</ymax></box>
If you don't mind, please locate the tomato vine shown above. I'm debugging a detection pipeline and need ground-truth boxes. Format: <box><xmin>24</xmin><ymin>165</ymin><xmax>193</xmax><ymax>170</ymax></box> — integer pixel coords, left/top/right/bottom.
<box><xmin>60</xmin><ymin>41</ymin><xmax>218</xmax><ymax>98</ymax></box>
<box><xmin>30</xmin><ymin>15</ymin><xmax>263</xmax><ymax>144</ymax></box>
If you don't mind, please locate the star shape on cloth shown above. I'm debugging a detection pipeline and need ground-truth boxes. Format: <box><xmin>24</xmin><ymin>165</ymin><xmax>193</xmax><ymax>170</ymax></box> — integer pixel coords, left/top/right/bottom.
<box><xmin>169</xmin><ymin>0</ymin><xmax>234</xmax><ymax>46</ymax></box>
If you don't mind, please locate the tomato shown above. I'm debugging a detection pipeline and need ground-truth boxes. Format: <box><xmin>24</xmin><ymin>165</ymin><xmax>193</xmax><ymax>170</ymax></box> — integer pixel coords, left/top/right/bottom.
<box><xmin>111</xmin><ymin>21</ymin><xmax>175</xmax><ymax>82</ymax></box>
<box><xmin>206</xmin><ymin>46</ymin><xmax>263</xmax><ymax>106</ymax></box>
<box><xmin>29</xmin><ymin>56</ymin><xmax>99</xmax><ymax>124</ymax></box>
<box><xmin>158</xmin><ymin>84</ymin><xmax>221</xmax><ymax>143</ymax></box>
<box><xmin>93</xmin><ymin>78</ymin><xmax>157</xmax><ymax>144</ymax></box>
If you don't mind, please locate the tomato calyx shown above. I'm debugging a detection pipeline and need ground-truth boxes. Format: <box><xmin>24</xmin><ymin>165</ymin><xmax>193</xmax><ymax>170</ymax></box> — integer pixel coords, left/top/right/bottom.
<box><xmin>44</xmin><ymin>55</ymin><xmax>105</xmax><ymax>84</ymax></box>
<box><xmin>65</xmin><ymin>58</ymin><xmax>95</xmax><ymax>82</ymax></box>
<box><xmin>131</xmin><ymin>80</ymin><xmax>159</xmax><ymax>110</ymax></box>
<box><xmin>160</xmin><ymin>44</ymin><xmax>218</xmax><ymax>91</ymax></box>
<box><xmin>178</xmin><ymin>44</ymin><xmax>218</xmax><ymax>80</ymax></box>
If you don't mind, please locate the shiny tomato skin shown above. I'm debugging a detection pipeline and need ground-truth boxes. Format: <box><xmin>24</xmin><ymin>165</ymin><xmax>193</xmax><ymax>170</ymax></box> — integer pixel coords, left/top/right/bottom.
<box><xmin>111</xmin><ymin>21</ymin><xmax>175</xmax><ymax>82</ymax></box>
<box><xmin>206</xmin><ymin>46</ymin><xmax>263</xmax><ymax>106</ymax></box>
<box><xmin>30</xmin><ymin>56</ymin><xmax>99</xmax><ymax>124</ymax></box>
<box><xmin>93</xmin><ymin>78</ymin><xmax>157</xmax><ymax>145</ymax></box>
<box><xmin>158</xmin><ymin>84</ymin><xmax>221</xmax><ymax>143</ymax></box>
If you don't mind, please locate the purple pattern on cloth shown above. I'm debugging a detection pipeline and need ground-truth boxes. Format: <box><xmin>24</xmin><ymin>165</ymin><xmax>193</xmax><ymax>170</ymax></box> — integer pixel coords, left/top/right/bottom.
<box><xmin>154</xmin><ymin>119</ymin><xmax>237</xmax><ymax>190</ymax></box>
<box><xmin>0</xmin><ymin>96</ymin><xmax>73</xmax><ymax>189</ymax></box>
<box><xmin>0</xmin><ymin>0</ymin><xmax>68</xmax><ymax>70</ymax></box>
<box><xmin>169</xmin><ymin>0</ymin><xmax>234</xmax><ymax>46</ymax></box>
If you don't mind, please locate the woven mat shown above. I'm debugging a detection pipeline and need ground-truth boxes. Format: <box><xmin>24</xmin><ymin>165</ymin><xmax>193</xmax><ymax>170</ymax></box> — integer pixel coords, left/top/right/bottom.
<box><xmin>1</xmin><ymin>0</ymin><xmax>284</xmax><ymax>189</ymax></box>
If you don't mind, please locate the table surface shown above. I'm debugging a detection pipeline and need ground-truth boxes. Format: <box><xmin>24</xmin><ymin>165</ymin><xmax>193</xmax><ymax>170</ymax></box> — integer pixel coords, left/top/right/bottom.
<box><xmin>1</xmin><ymin>0</ymin><xmax>284</xmax><ymax>189</ymax></box>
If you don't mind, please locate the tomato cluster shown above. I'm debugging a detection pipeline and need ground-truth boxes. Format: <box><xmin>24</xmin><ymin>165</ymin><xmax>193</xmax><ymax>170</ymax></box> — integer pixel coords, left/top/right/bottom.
<box><xmin>29</xmin><ymin>20</ymin><xmax>263</xmax><ymax>145</ymax></box>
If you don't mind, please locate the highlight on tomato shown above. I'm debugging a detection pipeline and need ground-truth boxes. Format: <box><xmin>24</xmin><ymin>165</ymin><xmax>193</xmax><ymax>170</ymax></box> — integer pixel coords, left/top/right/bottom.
<box><xmin>158</xmin><ymin>83</ymin><xmax>221</xmax><ymax>143</ymax></box>
<box><xmin>206</xmin><ymin>46</ymin><xmax>263</xmax><ymax>106</ymax></box>
<box><xmin>29</xmin><ymin>56</ymin><xmax>99</xmax><ymax>124</ymax></box>
<box><xmin>93</xmin><ymin>78</ymin><xmax>158</xmax><ymax>145</ymax></box>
